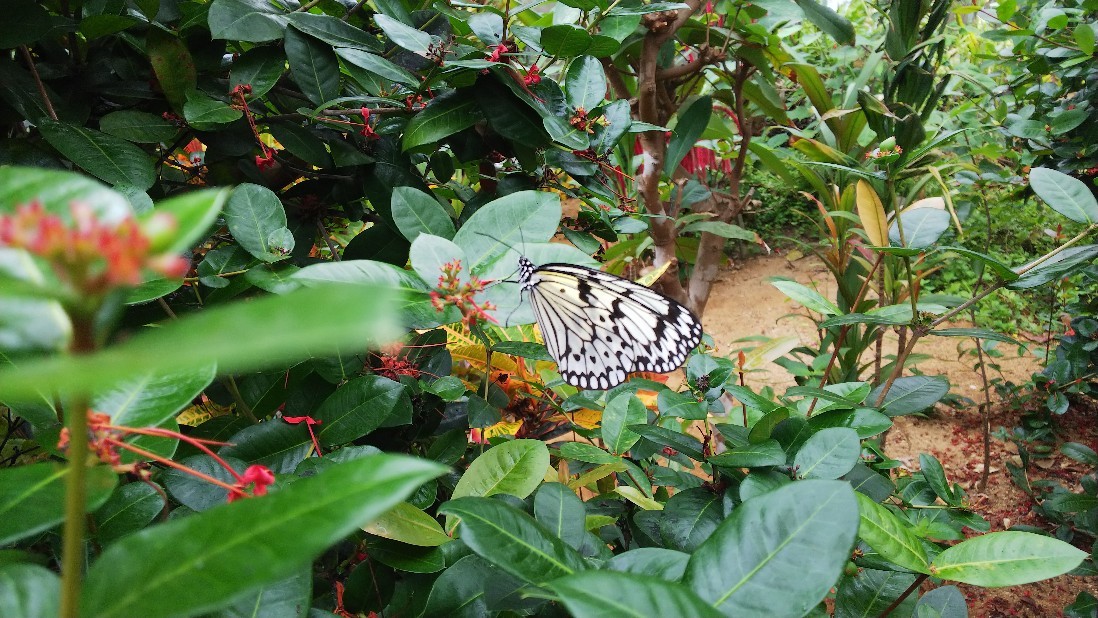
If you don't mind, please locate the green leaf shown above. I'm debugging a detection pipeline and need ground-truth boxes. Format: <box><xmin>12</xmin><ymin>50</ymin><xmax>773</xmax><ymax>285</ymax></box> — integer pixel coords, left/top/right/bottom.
<box><xmin>440</xmin><ymin>497</ymin><xmax>587</xmax><ymax>585</ymax></box>
<box><xmin>708</xmin><ymin>439</ymin><xmax>785</xmax><ymax>468</ymax></box>
<box><xmin>208</xmin><ymin>0</ymin><xmax>288</xmax><ymax>42</ymax></box>
<box><xmin>1061</xmin><ymin>442</ymin><xmax>1098</xmax><ymax>466</ymax></box>
<box><xmin>210</xmin><ymin>570</ymin><xmax>310</xmax><ymax>618</ymax></box>
<box><xmin>601</xmin><ymin>392</ymin><xmax>647</xmax><ymax>455</ymax></box>
<box><xmin>286</xmin><ymin>12</ymin><xmax>380</xmax><ymax>50</ymax></box>
<box><xmin>421</xmin><ymin>555</ymin><xmax>492</xmax><ymax>617</ymax></box>
<box><xmin>82</xmin><ymin>455</ymin><xmax>445</xmax><ymax>618</ymax></box>
<box><xmin>608</xmin><ymin>2</ymin><xmax>690</xmax><ymax>15</ymax></box>
<box><xmin>1029</xmin><ymin>167</ymin><xmax>1098</xmax><ymax>224</ymax></box>
<box><xmin>914</xmin><ymin>585</ymin><xmax>967</xmax><ymax>618</ymax></box>
<box><xmin>794</xmin><ymin>0</ymin><xmax>855</xmax><ymax>44</ymax></box>
<box><xmin>0</xmin><ymin>564</ymin><xmax>59</xmax><ymax>618</ymax></box>
<box><xmin>558</xmin><ymin>442</ymin><xmax>621</xmax><ymax>464</ymax></box>
<box><xmin>854</xmin><ymin>493</ymin><xmax>930</xmax><ymax>573</ymax></box>
<box><xmin>631</xmin><ymin>423</ymin><xmax>705</xmax><ymax>461</ymax></box>
<box><xmin>565</xmin><ymin>56</ymin><xmax>607</xmax><ymax>112</ymax></box>
<box><xmin>659</xmin><ymin>488</ymin><xmax>724</xmax><ymax>552</ymax></box>
<box><xmin>793</xmin><ymin>427</ymin><xmax>860</xmax><ymax>479</ymax></box>
<box><xmin>492</xmin><ymin>341</ymin><xmax>553</xmax><ymax>361</ymax></box>
<box><xmin>1010</xmin><ymin>245</ymin><xmax>1098</xmax><ymax>290</ymax></box>
<box><xmin>146</xmin><ymin>28</ymin><xmax>197</xmax><ymax>113</ymax></box>
<box><xmin>183</xmin><ymin>92</ymin><xmax>243</xmax><ymax>131</ymax></box>
<box><xmin>541</xmin><ymin>25</ymin><xmax>594</xmax><ymax>57</ymax></box>
<box><xmin>684</xmin><ymin>480</ymin><xmax>859</xmax><ymax>616</ymax></box>
<box><xmin>364</xmin><ymin>501</ymin><xmax>452</xmax><ymax>546</ymax></box>
<box><xmin>929</xmin><ymin>328</ymin><xmax>1022</xmax><ymax>346</ymax></box>
<box><xmin>224</xmin><ymin>184</ymin><xmax>295</xmax><ymax>262</ymax></box>
<box><xmin>868</xmin><ymin>376</ymin><xmax>949</xmax><ymax>416</ymax></box>
<box><xmin>0</xmin><ymin>166</ymin><xmax>132</xmax><ymax>220</ymax></box>
<box><xmin>285</xmin><ymin>26</ymin><xmax>341</xmax><ymax>106</ymax></box>
<box><xmin>229</xmin><ymin>47</ymin><xmax>287</xmax><ymax>99</ymax></box>
<box><xmin>216</xmin><ymin>422</ymin><xmax>312</xmax><ymax>474</ymax></box>
<box><xmin>0</xmin><ymin>285</ymin><xmax>399</xmax><ymax>401</ymax></box>
<box><xmin>657</xmin><ymin>389</ymin><xmax>707</xmax><ymax>420</ymax></box>
<box><xmin>314</xmin><ymin>375</ymin><xmax>409</xmax><ymax>446</ymax></box>
<box><xmin>769</xmin><ymin>278</ymin><xmax>841</xmax><ymax>316</ymax></box>
<box><xmin>890</xmin><ymin>208</ymin><xmax>950</xmax><ymax>249</ymax></box>
<box><xmin>100</xmin><ymin>111</ymin><xmax>181</xmax><ymax>144</ymax></box>
<box><xmin>94</xmin><ymin>482</ymin><xmax>165</xmax><ymax>545</ymax></box>
<box><xmin>267</xmin><ymin>121</ymin><xmax>333</xmax><ymax>168</ymax></box>
<box><xmin>391</xmin><ymin>186</ymin><xmax>456</xmax><ymax>242</ymax></box>
<box><xmin>534</xmin><ymin>483</ymin><xmax>587</xmax><ymax>549</ymax></box>
<box><xmin>606</xmin><ymin>547</ymin><xmax>691</xmax><ymax>580</ymax></box>
<box><xmin>37</xmin><ymin>120</ymin><xmax>155</xmax><ymax>190</ymax></box>
<box><xmin>409</xmin><ymin>234</ymin><xmax>465</xmax><ymax>289</ymax></box>
<box><xmin>450</xmin><ymin>190</ymin><xmax>562</xmax><ymax>275</ymax></box>
<box><xmin>452</xmin><ymin>439</ymin><xmax>550</xmax><ymax>500</ymax></box>
<box><xmin>807</xmin><ymin>408</ymin><xmax>892</xmax><ymax>439</ymax></box>
<box><xmin>335</xmin><ymin>48</ymin><xmax>418</xmax><ymax>87</ymax></box>
<box><xmin>930</xmin><ymin>531</ymin><xmax>1087</xmax><ymax>587</ymax></box>
<box><xmin>1075</xmin><ymin>22</ymin><xmax>1096</xmax><ymax>55</ymax></box>
<box><xmin>402</xmin><ymin>91</ymin><xmax>483</xmax><ymax>151</ymax></box>
<box><xmin>375</xmin><ymin>13</ymin><xmax>432</xmax><ymax>54</ymax></box>
<box><xmin>682</xmin><ymin>221</ymin><xmax>757</xmax><ymax>242</ymax></box>
<box><xmin>0</xmin><ymin>463</ymin><xmax>118</xmax><ymax>546</ymax></box>
<box><xmin>835</xmin><ymin>568</ymin><xmax>916</xmax><ymax>618</ymax></box>
<box><xmin>549</xmin><ymin>571</ymin><xmax>723</xmax><ymax>618</ymax></box>
<box><xmin>93</xmin><ymin>365</ymin><xmax>215</xmax><ymax>431</ymax></box>
<box><xmin>666</xmin><ymin>96</ymin><xmax>712</xmax><ymax>175</ymax></box>
<box><xmin>940</xmin><ymin>246</ymin><xmax>1019</xmax><ymax>282</ymax></box>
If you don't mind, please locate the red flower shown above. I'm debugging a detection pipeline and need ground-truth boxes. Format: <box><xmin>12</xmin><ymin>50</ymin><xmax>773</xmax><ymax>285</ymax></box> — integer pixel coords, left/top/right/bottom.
<box><xmin>228</xmin><ymin>465</ymin><xmax>276</xmax><ymax>502</ymax></box>
<box><xmin>524</xmin><ymin>65</ymin><xmax>541</xmax><ymax>86</ymax></box>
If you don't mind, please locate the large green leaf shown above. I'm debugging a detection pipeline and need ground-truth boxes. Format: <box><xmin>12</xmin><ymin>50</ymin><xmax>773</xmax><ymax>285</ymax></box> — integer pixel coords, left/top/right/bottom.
<box><xmin>835</xmin><ymin>568</ymin><xmax>916</xmax><ymax>618</ymax></box>
<box><xmin>314</xmin><ymin>375</ymin><xmax>409</xmax><ymax>446</ymax></box>
<box><xmin>82</xmin><ymin>455</ymin><xmax>445</xmax><ymax>618</ymax></box>
<box><xmin>930</xmin><ymin>531</ymin><xmax>1087</xmax><ymax>587</ymax></box>
<box><xmin>1009</xmin><ymin>245</ymin><xmax>1098</xmax><ymax>290</ymax></box>
<box><xmin>391</xmin><ymin>186</ymin><xmax>456</xmax><ymax>242</ymax></box>
<box><xmin>1029</xmin><ymin>167</ymin><xmax>1098</xmax><ymax>224</ymax></box>
<box><xmin>890</xmin><ymin>208</ymin><xmax>950</xmax><ymax>249</ymax></box>
<box><xmin>363</xmin><ymin>501</ymin><xmax>452</xmax><ymax>547</ymax></box>
<box><xmin>708</xmin><ymin>440</ymin><xmax>786</xmax><ymax>468</ymax></box>
<box><xmin>0</xmin><ymin>463</ymin><xmax>117</xmax><ymax>546</ymax></box>
<box><xmin>402</xmin><ymin>91</ymin><xmax>483</xmax><ymax>151</ymax></box>
<box><xmin>285</xmin><ymin>12</ymin><xmax>380</xmax><ymax>50</ymax></box>
<box><xmin>0</xmin><ymin>166</ymin><xmax>132</xmax><ymax>221</ymax></box>
<box><xmin>229</xmin><ymin>47</ymin><xmax>287</xmax><ymax>99</ymax></box>
<box><xmin>94</xmin><ymin>482</ymin><xmax>165</xmax><ymax>545</ymax></box>
<box><xmin>217</xmin><ymin>422</ymin><xmax>313</xmax><ymax>474</ymax></box>
<box><xmin>868</xmin><ymin>375</ymin><xmax>949</xmax><ymax>416</ymax></box>
<box><xmin>684</xmin><ymin>480</ymin><xmax>858</xmax><ymax>617</ymax></box>
<box><xmin>601</xmin><ymin>392</ymin><xmax>646</xmax><ymax>455</ymax></box>
<box><xmin>794</xmin><ymin>0</ymin><xmax>855</xmax><ymax>45</ymax></box>
<box><xmin>208</xmin><ymin>0</ymin><xmax>288</xmax><ymax>42</ymax></box>
<box><xmin>534</xmin><ymin>483</ymin><xmax>586</xmax><ymax>550</ymax></box>
<box><xmin>854</xmin><ymin>493</ymin><xmax>929</xmax><ymax>573</ymax></box>
<box><xmin>100</xmin><ymin>111</ymin><xmax>181</xmax><ymax>144</ymax></box>
<box><xmin>285</xmin><ymin>26</ymin><xmax>341</xmax><ymax>106</ymax></box>
<box><xmin>565</xmin><ymin>55</ymin><xmax>607</xmax><ymax>112</ymax></box>
<box><xmin>607</xmin><ymin>547</ymin><xmax>691</xmax><ymax>581</ymax></box>
<box><xmin>0</xmin><ymin>564</ymin><xmax>59</xmax><ymax>618</ymax></box>
<box><xmin>440</xmin><ymin>497</ymin><xmax>587</xmax><ymax>585</ymax></box>
<box><xmin>210</xmin><ymin>570</ymin><xmax>310</xmax><ymax>618</ymax></box>
<box><xmin>451</xmin><ymin>439</ymin><xmax>550</xmax><ymax>500</ymax></box>
<box><xmin>38</xmin><ymin>121</ymin><xmax>155</xmax><ymax>190</ymax></box>
<box><xmin>335</xmin><ymin>48</ymin><xmax>418</xmax><ymax>87</ymax></box>
<box><xmin>792</xmin><ymin>427</ymin><xmax>860</xmax><ymax>479</ymax></box>
<box><xmin>450</xmin><ymin>190</ymin><xmax>562</xmax><ymax>276</ymax></box>
<box><xmin>0</xmin><ymin>285</ymin><xmax>400</xmax><ymax>401</ymax></box>
<box><xmin>549</xmin><ymin>571</ymin><xmax>722</xmax><ymax>618</ymax></box>
<box><xmin>665</xmin><ymin>96</ymin><xmax>711</xmax><ymax>175</ymax></box>
<box><xmin>146</xmin><ymin>28</ymin><xmax>197</xmax><ymax>113</ymax></box>
<box><xmin>223</xmin><ymin>184</ymin><xmax>295</xmax><ymax>262</ymax></box>
<box><xmin>374</xmin><ymin>13</ymin><xmax>432</xmax><ymax>53</ymax></box>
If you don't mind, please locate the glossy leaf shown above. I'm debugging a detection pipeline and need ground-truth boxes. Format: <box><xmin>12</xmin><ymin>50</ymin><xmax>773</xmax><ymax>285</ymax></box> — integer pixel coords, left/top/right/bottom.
<box><xmin>0</xmin><ymin>285</ymin><xmax>399</xmax><ymax>401</ymax></box>
<box><xmin>835</xmin><ymin>568</ymin><xmax>916</xmax><ymax>618</ymax></box>
<box><xmin>684</xmin><ymin>480</ymin><xmax>858</xmax><ymax>617</ymax></box>
<box><xmin>666</xmin><ymin>96</ymin><xmax>712</xmax><ymax>175</ymax></box>
<box><xmin>314</xmin><ymin>375</ymin><xmax>409</xmax><ymax>446</ymax></box>
<box><xmin>0</xmin><ymin>564</ymin><xmax>59</xmax><ymax>618</ymax></box>
<box><xmin>930</xmin><ymin>531</ymin><xmax>1087</xmax><ymax>587</ymax></box>
<box><xmin>0</xmin><ymin>463</ymin><xmax>117</xmax><ymax>545</ymax></box>
<box><xmin>1009</xmin><ymin>245</ymin><xmax>1098</xmax><ymax>290</ymax></box>
<box><xmin>391</xmin><ymin>186</ymin><xmax>456</xmax><ymax>242</ymax></box>
<box><xmin>914</xmin><ymin>585</ymin><xmax>968</xmax><ymax>618</ymax></box>
<box><xmin>1029</xmin><ymin>167</ymin><xmax>1098</xmax><ymax>224</ymax></box>
<box><xmin>229</xmin><ymin>47</ymin><xmax>286</xmax><ymax>98</ymax></box>
<box><xmin>210</xmin><ymin>570</ymin><xmax>310</xmax><ymax>618</ymax></box>
<box><xmin>534</xmin><ymin>483</ymin><xmax>587</xmax><ymax>549</ymax></box>
<box><xmin>769</xmin><ymin>278</ymin><xmax>841</xmax><ymax>315</ymax></box>
<box><xmin>224</xmin><ymin>183</ymin><xmax>295</xmax><ymax>262</ymax></box>
<box><xmin>854</xmin><ymin>493</ymin><xmax>929</xmax><ymax>573</ymax></box>
<box><xmin>285</xmin><ymin>26</ymin><xmax>341</xmax><ymax>106</ymax></box>
<box><xmin>364</xmin><ymin>501</ymin><xmax>451</xmax><ymax>546</ymax></box>
<box><xmin>601</xmin><ymin>392</ymin><xmax>647</xmax><ymax>455</ymax></box>
<box><xmin>565</xmin><ymin>56</ymin><xmax>607</xmax><ymax>112</ymax></box>
<box><xmin>607</xmin><ymin>547</ymin><xmax>691</xmax><ymax>581</ymax></box>
<box><xmin>451</xmin><ymin>439</ymin><xmax>550</xmax><ymax>500</ymax></box>
<box><xmin>94</xmin><ymin>482</ymin><xmax>165</xmax><ymax>545</ymax></box>
<box><xmin>869</xmin><ymin>376</ymin><xmax>949</xmax><ymax>416</ymax></box>
<box><xmin>208</xmin><ymin>0</ymin><xmax>288</xmax><ymax>42</ymax></box>
<box><xmin>793</xmin><ymin>427</ymin><xmax>860</xmax><ymax>479</ymax></box>
<box><xmin>402</xmin><ymin>91</ymin><xmax>483</xmax><ymax>151</ymax></box>
<box><xmin>440</xmin><ymin>497</ymin><xmax>587</xmax><ymax>585</ymax></box>
<box><xmin>708</xmin><ymin>439</ymin><xmax>786</xmax><ymax>468</ymax></box>
<box><xmin>890</xmin><ymin>208</ymin><xmax>950</xmax><ymax>249</ymax></box>
<box><xmin>549</xmin><ymin>571</ymin><xmax>722</xmax><ymax>618</ymax></box>
<box><xmin>82</xmin><ymin>455</ymin><xmax>445</xmax><ymax>618</ymax></box>
<box><xmin>100</xmin><ymin>111</ymin><xmax>180</xmax><ymax>144</ymax></box>
<box><xmin>38</xmin><ymin>120</ymin><xmax>155</xmax><ymax>190</ymax></box>
<box><xmin>855</xmin><ymin>180</ymin><xmax>889</xmax><ymax>248</ymax></box>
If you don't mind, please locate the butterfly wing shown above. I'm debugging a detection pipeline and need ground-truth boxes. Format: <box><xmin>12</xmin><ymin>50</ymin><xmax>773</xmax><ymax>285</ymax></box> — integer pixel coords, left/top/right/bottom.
<box><xmin>525</xmin><ymin>263</ymin><xmax>703</xmax><ymax>389</ymax></box>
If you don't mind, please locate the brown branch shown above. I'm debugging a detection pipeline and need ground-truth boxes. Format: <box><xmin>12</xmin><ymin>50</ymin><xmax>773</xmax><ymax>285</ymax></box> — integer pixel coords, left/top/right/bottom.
<box><xmin>19</xmin><ymin>46</ymin><xmax>58</xmax><ymax>121</ymax></box>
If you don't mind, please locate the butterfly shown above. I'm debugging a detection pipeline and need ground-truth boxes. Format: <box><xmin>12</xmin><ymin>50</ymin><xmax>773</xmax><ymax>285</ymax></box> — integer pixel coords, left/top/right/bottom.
<box><xmin>518</xmin><ymin>256</ymin><xmax>703</xmax><ymax>390</ymax></box>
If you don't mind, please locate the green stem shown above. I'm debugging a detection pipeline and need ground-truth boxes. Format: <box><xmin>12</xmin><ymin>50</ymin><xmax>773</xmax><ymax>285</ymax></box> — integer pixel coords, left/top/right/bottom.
<box><xmin>59</xmin><ymin>313</ymin><xmax>96</xmax><ymax>618</ymax></box>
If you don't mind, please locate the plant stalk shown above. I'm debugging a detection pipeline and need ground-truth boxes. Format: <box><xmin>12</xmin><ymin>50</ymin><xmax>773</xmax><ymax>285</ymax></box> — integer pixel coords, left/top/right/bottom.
<box><xmin>59</xmin><ymin>313</ymin><xmax>96</xmax><ymax>618</ymax></box>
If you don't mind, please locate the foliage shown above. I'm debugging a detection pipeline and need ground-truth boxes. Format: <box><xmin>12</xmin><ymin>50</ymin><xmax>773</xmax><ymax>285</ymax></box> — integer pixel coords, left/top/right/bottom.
<box><xmin>0</xmin><ymin>1</ymin><xmax>1097</xmax><ymax>617</ymax></box>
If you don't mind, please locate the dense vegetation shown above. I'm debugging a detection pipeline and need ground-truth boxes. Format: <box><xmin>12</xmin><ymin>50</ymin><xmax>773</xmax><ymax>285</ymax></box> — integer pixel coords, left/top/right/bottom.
<box><xmin>0</xmin><ymin>0</ymin><xmax>1096</xmax><ymax>616</ymax></box>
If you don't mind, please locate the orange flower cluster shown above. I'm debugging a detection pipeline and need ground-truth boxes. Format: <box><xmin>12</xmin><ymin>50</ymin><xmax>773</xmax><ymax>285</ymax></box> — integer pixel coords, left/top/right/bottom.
<box><xmin>0</xmin><ymin>201</ymin><xmax>189</xmax><ymax>295</ymax></box>
<box><xmin>429</xmin><ymin>259</ymin><xmax>498</xmax><ymax>327</ymax></box>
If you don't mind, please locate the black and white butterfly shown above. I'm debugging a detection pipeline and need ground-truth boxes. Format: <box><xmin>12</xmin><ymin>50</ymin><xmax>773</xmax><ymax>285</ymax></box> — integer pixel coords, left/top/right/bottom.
<box><xmin>518</xmin><ymin>256</ymin><xmax>703</xmax><ymax>390</ymax></box>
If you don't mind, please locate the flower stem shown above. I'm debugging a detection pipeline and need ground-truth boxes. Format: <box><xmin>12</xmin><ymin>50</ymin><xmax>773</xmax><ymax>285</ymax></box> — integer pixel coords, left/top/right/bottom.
<box><xmin>59</xmin><ymin>313</ymin><xmax>96</xmax><ymax>618</ymax></box>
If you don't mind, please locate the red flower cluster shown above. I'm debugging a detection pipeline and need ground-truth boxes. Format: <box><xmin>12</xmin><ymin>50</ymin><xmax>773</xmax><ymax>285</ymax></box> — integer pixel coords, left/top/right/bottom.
<box><xmin>360</xmin><ymin>107</ymin><xmax>379</xmax><ymax>140</ymax></box>
<box><xmin>227</xmin><ymin>465</ymin><xmax>276</xmax><ymax>502</ymax></box>
<box><xmin>524</xmin><ymin>65</ymin><xmax>541</xmax><ymax>86</ymax></box>
<box><xmin>428</xmin><ymin>259</ymin><xmax>498</xmax><ymax>327</ymax></box>
<box><xmin>0</xmin><ymin>201</ymin><xmax>189</xmax><ymax>295</ymax></box>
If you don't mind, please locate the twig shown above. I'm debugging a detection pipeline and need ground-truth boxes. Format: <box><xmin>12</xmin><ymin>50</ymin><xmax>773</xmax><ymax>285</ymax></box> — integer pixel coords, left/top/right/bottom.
<box><xmin>19</xmin><ymin>46</ymin><xmax>58</xmax><ymax>121</ymax></box>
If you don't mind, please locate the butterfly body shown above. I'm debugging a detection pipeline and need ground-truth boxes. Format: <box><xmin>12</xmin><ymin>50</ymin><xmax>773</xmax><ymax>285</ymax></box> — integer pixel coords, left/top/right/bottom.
<box><xmin>518</xmin><ymin>256</ymin><xmax>703</xmax><ymax>390</ymax></box>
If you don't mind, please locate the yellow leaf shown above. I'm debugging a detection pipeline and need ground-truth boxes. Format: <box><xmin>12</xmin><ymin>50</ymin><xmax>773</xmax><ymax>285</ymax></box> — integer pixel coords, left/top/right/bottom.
<box><xmin>616</xmin><ymin>486</ymin><xmax>664</xmax><ymax>511</ymax></box>
<box><xmin>855</xmin><ymin>180</ymin><xmax>889</xmax><ymax>247</ymax></box>
<box><xmin>567</xmin><ymin>462</ymin><xmax>625</xmax><ymax>490</ymax></box>
<box><xmin>566</xmin><ymin>408</ymin><xmax>602</xmax><ymax>430</ymax></box>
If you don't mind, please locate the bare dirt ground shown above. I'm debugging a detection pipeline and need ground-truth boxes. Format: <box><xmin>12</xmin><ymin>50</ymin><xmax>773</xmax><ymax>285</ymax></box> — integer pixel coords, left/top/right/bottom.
<box><xmin>704</xmin><ymin>253</ymin><xmax>1098</xmax><ymax>617</ymax></box>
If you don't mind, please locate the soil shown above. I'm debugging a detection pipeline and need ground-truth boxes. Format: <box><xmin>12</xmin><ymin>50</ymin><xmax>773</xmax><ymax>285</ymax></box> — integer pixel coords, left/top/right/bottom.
<box><xmin>702</xmin><ymin>253</ymin><xmax>1098</xmax><ymax>617</ymax></box>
